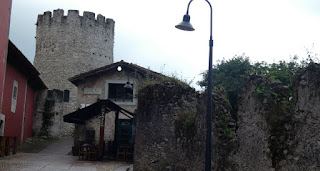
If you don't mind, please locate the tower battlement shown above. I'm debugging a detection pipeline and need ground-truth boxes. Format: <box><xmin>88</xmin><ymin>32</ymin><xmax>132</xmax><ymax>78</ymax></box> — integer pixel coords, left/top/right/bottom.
<box><xmin>34</xmin><ymin>8</ymin><xmax>115</xmax><ymax>99</ymax></box>
<box><xmin>36</xmin><ymin>9</ymin><xmax>114</xmax><ymax>29</ymax></box>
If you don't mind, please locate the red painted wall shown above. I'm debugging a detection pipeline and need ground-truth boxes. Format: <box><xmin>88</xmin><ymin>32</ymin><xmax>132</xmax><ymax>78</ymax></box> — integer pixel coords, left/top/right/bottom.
<box><xmin>0</xmin><ymin>0</ymin><xmax>12</xmax><ymax>113</ymax></box>
<box><xmin>2</xmin><ymin>63</ymin><xmax>27</xmax><ymax>143</ymax></box>
<box><xmin>23</xmin><ymin>85</ymin><xmax>35</xmax><ymax>141</ymax></box>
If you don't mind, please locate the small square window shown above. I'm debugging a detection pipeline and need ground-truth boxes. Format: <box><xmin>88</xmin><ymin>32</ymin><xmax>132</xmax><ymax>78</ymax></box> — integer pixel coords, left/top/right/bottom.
<box><xmin>13</xmin><ymin>86</ymin><xmax>17</xmax><ymax>99</ymax></box>
<box><xmin>11</xmin><ymin>80</ymin><xmax>18</xmax><ymax>113</ymax></box>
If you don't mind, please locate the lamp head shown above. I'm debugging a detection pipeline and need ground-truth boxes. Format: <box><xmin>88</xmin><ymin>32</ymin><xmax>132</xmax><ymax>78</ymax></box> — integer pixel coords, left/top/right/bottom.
<box><xmin>124</xmin><ymin>81</ymin><xmax>133</xmax><ymax>89</ymax></box>
<box><xmin>117</xmin><ymin>66</ymin><xmax>122</xmax><ymax>72</ymax></box>
<box><xmin>175</xmin><ymin>14</ymin><xmax>195</xmax><ymax>31</ymax></box>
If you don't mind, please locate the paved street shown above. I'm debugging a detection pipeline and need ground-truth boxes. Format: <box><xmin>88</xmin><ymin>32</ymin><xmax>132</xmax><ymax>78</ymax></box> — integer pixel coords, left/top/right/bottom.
<box><xmin>0</xmin><ymin>137</ymin><xmax>132</xmax><ymax>171</ymax></box>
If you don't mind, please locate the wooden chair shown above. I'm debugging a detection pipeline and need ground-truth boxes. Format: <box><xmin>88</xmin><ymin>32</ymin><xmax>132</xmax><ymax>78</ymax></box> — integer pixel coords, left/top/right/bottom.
<box><xmin>0</xmin><ymin>136</ymin><xmax>17</xmax><ymax>157</ymax></box>
<box><xmin>79</xmin><ymin>145</ymin><xmax>88</xmax><ymax>160</ymax></box>
<box><xmin>87</xmin><ymin>145</ymin><xmax>97</xmax><ymax>161</ymax></box>
<box><xmin>125</xmin><ymin>147</ymin><xmax>134</xmax><ymax>162</ymax></box>
<box><xmin>79</xmin><ymin>144</ymin><xmax>98</xmax><ymax>161</ymax></box>
<box><xmin>0</xmin><ymin>136</ymin><xmax>7</xmax><ymax>157</ymax></box>
<box><xmin>116</xmin><ymin>146</ymin><xmax>134</xmax><ymax>162</ymax></box>
<box><xmin>117</xmin><ymin>146</ymin><xmax>126</xmax><ymax>161</ymax></box>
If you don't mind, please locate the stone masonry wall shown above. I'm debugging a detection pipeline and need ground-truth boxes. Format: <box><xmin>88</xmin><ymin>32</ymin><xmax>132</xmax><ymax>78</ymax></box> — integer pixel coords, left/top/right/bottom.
<box><xmin>32</xmin><ymin>90</ymin><xmax>47</xmax><ymax>136</ymax></box>
<box><xmin>280</xmin><ymin>64</ymin><xmax>320</xmax><ymax>170</ymax></box>
<box><xmin>232</xmin><ymin>64</ymin><xmax>320</xmax><ymax>170</ymax></box>
<box><xmin>33</xmin><ymin>89</ymin><xmax>72</xmax><ymax>137</ymax></box>
<box><xmin>231</xmin><ymin>75</ymin><xmax>274</xmax><ymax>170</ymax></box>
<box><xmin>134</xmin><ymin>64</ymin><xmax>320</xmax><ymax>170</ymax></box>
<box><xmin>134</xmin><ymin>81</ymin><xmax>237</xmax><ymax>171</ymax></box>
<box><xmin>33</xmin><ymin>9</ymin><xmax>115</xmax><ymax>136</ymax></box>
<box><xmin>34</xmin><ymin>9</ymin><xmax>114</xmax><ymax>91</ymax></box>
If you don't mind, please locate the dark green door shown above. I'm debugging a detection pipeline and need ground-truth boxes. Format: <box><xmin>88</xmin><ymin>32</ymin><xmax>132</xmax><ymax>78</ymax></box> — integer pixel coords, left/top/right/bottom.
<box><xmin>117</xmin><ymin>119</ymin><xmax>132</xmax><ymax>146</ymax></box>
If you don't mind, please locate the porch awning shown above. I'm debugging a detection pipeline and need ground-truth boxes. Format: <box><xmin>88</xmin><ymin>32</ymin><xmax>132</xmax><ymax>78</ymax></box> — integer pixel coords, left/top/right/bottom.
<box><xmin>63</xmin><ymin>99</ymin><xmax>134</xmax><ymax>124</ymax></box>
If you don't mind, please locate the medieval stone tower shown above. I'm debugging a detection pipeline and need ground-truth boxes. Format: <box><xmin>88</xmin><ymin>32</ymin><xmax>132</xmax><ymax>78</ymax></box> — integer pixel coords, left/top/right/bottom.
<box><xmin>33</xmin><ymin>9</ymin><xmax>115</xmax><ymax>136</ymax></box>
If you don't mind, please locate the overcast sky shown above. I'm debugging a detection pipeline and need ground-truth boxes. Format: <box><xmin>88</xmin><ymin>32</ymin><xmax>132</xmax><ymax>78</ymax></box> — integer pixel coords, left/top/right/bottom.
<box><xmin>9</xmin><ymin>0</ymin><xmax>320</xmax><ymax>90</ymax></box>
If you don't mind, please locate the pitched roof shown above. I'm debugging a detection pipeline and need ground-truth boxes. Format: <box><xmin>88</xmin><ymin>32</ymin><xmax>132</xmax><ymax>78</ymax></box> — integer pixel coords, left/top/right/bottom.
<box><xmin>63</xmin><ymin>99</ymin><xmax>134</xmax><ymax>124</ymax></box>
<box><xmin>69</xmin><ymin>60</ymin><xmax>165</xmax><ymax>86</ymax></box>
<box><xmin>7</xmin><ymin>40</ymin><xmax>47</xmax><ymax>90</ymax></box>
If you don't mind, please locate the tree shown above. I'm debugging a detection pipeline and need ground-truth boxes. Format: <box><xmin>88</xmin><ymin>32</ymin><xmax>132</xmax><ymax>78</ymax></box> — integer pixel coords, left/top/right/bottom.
<box><xmin>198</xmin><ymin>55</ymin><xmax>252</xmax><ymax>120</ymax></box>
<box><xmin>198</xmin><ymin>54</ymin><xmax>316</xmax><ymax>122</ymax></box>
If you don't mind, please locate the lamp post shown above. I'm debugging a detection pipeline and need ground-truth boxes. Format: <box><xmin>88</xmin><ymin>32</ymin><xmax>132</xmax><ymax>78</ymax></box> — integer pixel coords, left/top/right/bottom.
<box><xmin>176</xmin><ymin>0</ymin><xmax>213</xmax><ymax>170</ymax></box>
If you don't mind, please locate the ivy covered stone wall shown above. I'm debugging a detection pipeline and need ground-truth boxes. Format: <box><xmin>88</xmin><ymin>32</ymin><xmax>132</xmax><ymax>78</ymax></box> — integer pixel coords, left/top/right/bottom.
<box><xmin>134</xmin><ymin>64</ymin><xmax>320</xmax><ymax>171</ymax></box>
<box><xmin>233</xmin><ymin>64</ymin><xmax>320</xmax><ymax>170</ymax></box>
<box><xmin>33</xmin><ymin>89</ymin><xmax>73</xmax><ymax>137</ymax></box>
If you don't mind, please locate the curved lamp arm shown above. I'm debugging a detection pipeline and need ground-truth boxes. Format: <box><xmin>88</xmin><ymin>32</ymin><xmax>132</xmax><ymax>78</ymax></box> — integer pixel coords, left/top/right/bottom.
<box><xmin>176</xmin><ymin>1</ymin><xmax>213</xmax><ymax>171</ymax></box>
<box><xmin>186</xmin><ymin>0</ymin><xmax>193</xmax><ymax>14</ymax></box>
<box><xmin>205</xmin><ymin>0</ymin><xmax>213</xmax><ymax>40</ymax></box>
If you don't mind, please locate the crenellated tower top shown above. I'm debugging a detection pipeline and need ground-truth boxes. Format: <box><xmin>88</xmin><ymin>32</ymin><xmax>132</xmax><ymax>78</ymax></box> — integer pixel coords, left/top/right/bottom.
<box><xmin>34</xmin><ymin>8</ymin><xmax>115</xmax><ymax>101</ymax></box>
<box><xmin>36</xmin><ymin>9</ymin><xmax>114</xmax><ymax>30</ymax></box>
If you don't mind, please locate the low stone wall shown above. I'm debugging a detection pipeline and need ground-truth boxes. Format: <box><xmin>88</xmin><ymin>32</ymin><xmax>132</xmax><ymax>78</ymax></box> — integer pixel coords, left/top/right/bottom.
<box><xmin>134</xmin><ymin>82</ymin><xmax>237</xmax><ymax>171</ymax></box>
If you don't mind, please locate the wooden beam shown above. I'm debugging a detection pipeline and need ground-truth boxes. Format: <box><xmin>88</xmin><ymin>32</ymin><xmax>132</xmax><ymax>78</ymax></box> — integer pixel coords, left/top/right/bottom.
<box><xmin>98</xmin><ymin>105</ymin><xmax>106</xmax><ymax>160</ymax></box>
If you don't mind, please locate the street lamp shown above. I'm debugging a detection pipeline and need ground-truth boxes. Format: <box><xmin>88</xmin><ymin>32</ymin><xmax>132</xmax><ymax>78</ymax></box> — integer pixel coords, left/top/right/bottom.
<box><xmin>176</xmin><ymin>0</ymin><xmax>213</xmax><ymax>170</ymax></box>
<box><xmin>124</xmin><ymin>81</ymin><xmax>133</xmax><ymax>89</ymax></box>
<box><xmin>124</xmin><ymin>71</ymin><xmax>137</xmax><ymax>89</ymax></box>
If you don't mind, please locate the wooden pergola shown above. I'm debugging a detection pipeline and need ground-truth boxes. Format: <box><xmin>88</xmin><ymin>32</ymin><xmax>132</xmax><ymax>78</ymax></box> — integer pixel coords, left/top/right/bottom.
<box><xmin>63</xmin><ymin>99</ymin><xmax>134</xmax><ymax>160</ymax></box>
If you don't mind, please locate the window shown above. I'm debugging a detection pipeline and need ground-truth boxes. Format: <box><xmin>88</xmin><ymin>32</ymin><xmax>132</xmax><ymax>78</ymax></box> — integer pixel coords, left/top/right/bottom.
<box><xmin>108</xmin><ymin>83</ymin><xmax>133</xmax><ymax>102</ymax></box>
<box><xmin>63</xmin><ymin>90</ymin><xmax>70</xmax><ymax>102</ymax></box>
<box><xmin>0</xmin><ymin>114</ymin><xmax>4</xmax><ymax>136</ymax></box>
<box><xmin>11</xmin><ymin>80</ymin><xmax>18</xmax><ymax>113</ymax></box>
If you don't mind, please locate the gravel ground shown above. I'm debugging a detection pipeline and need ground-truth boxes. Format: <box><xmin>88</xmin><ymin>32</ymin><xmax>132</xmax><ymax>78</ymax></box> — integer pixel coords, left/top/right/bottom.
<box><xmin>0</xmin><ymin>153</ymin><xmax>132</xmax><ymax>171</ymax></box>
<box><xmin>0</xmin><ymin>154</ymin><xmax>25</xmax><ymax>171</ymax></box>
<box><xmin>0</xmin><ymin>137</ymin><xmax>132</xmax><ymax>171</ymax></box>
<box><xmin>17</xmin><ymin>137</ymin><xmax>59</xmax><ymax>153</ymax></box>
<box><xmin>0</xmin><ymin>161</ymin><xmax>23</xmax><ymax>171</ymax></box>
<box><xmin>96</xmin><ymin>161</ymin><xmax>130</xmax><ymax>171</ymax></box>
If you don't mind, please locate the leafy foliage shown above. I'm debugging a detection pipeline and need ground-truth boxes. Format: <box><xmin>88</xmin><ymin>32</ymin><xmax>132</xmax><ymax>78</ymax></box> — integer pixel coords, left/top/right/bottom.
<box><xmin>198</xmin><ymin>54</ymin><xmax>318</xmax><ymax>121</ymax></box>
<box><xmin>198</xmin><ymin>52</ymin><xmax>318</xmax><ymax>167</ymax></box>
<box><xmin>198</xmin><ymin>55</ymin><xmax>251</xmax><ymax>120</ymax></box>
<box><xmin>198</xmin><ymin>55</ymin><xmax>251</xmax><ymax>94</ymax></box>
<box><xmin>217</xmin><ymin>114</ymin><xmax>236</xmax><ymax>140</ymax></box>
<box><xmin>175</xmin><ymin>110</ymin><xmax>196</xmax><ymax>138</ymax></box>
